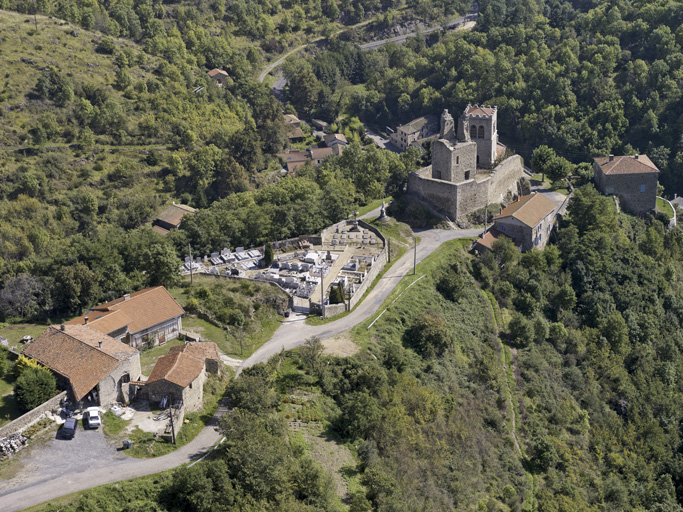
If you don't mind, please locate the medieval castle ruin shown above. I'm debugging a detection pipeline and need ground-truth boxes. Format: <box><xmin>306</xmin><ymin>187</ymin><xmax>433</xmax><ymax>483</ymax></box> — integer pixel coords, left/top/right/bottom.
<box><xmin>407</xmin><ymin>105</ymin><xmax>525</xmax><ymax>222</ymax></box>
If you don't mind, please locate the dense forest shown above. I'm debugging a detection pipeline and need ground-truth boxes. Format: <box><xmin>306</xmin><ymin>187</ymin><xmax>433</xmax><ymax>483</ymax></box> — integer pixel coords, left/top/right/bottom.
<box><xmin>287</xmin><ymin>0</ymin><xmax>683</xmax><ymax>193</ymax></box>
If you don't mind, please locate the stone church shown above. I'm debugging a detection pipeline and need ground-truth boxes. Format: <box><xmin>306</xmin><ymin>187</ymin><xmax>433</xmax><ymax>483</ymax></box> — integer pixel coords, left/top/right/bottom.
<box><xmin>408</xmin><ymin>105</ymin><xmax>525</xmax><ymax>222</ymax></box>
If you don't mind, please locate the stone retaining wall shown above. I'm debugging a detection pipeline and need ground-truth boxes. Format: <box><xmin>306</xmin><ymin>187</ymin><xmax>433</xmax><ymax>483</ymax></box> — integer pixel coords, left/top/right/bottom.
<box><xmin>0</xmin><ymin>391</ymin><xmax>67</xmax><ymax>439</ymax></box>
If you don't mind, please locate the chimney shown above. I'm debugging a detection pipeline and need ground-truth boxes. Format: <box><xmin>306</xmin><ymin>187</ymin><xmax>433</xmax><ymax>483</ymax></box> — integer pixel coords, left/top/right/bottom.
<box><xmin>609</xmin><ymin>154</ymin><xmax>614</xmax><ymax>162</ymax></box>
<box><xmin>84</xmin><ymin>316</ymin><xmax>89</xmax><ymax>325</ymax></box>
<box><xmin>98</xmin><ymin>340</ymin><xmax>103</xmax><ymax>349</ymax></box>
<box><xmin>60</xmin><ymin>324</ymin><xmax>65</xmax><ymax>331</ymax></box>
<box><xmin>634</xmin><ymin>154</ymin><xmax>639</xmax><ymax>160</ymax></box>
<box><xmin>124</xmin><ymin>293</ymin><xmax>131</xmax><ymax>301</ymax></box>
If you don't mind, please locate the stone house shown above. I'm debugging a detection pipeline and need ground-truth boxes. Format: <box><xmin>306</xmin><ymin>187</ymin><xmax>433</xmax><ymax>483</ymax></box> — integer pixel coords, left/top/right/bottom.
<box><xmin>475</xmin><ymin>192</ymin><xmax>557</xmax><ymax>252</ymax></box>
<box><xmin>24</xmin><ymin>325</ymin><xmax>142</xmax><ymax>406</ymax></box>
<box><xmin>168</xmin><ymin>342</ymin><xmax>221</xmax><ymax>374</ymax></box>
<box><xmin>139</xmin><ymin>342</ymin><xmax>220</xmax><ymax>412</ymax></box>
<box><xmin>208</xmin><ymin>68</ymin><xmax>230</xmax><ymax>87</ymax></box>
<box><xmin>408</xmin><ymin>106</ymin><xmax>525</xmax><ymax>222</ymax></box>
<box><xmin>593</xmin><ymin>154</ymin><xmax>659</xmax><ymax>215</ymax></box>
<box><xmin>152</xmin><ymin>203</ymin><xmax>196</xmax><ymax>235</ymax></box>
<box><xmin>390</xmin><ymin>114</ymin><xmax>439</xmax><ymax>151</ymax></box>
<box><xmin>323</xmin><ymin>133</ymin><xmax>348</xmax><ymax>148</ymax></box>
<box><xmin>66</xmin><ymin>287</ymin><xmax>185</xmax><ymax>349</ymax></box>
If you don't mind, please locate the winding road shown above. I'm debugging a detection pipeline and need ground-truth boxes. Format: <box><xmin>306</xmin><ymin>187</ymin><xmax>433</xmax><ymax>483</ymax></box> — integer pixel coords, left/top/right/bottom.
<box><xmin>0</xmin><ymin>222</ymin><xmax>482</xmax><ymax>512</ymax></box>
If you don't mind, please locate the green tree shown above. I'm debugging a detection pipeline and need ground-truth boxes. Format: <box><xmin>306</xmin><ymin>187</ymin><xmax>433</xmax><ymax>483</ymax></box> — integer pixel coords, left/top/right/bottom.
<box><xmin>142</xmin><ymin>243</ymin><xmax>181</xmax><ymax>288</ymax></box>
<box><xmin>52</xmin><ymin>262</ymin><xmax>100</xmax><ymax>315</ymax></box>
<box><xmin>547</xmin><ymin>155</ymin><xmax>573</xmax><ymax>184</ymax></box>
<box><xmin>406</xmin><ymin>311</ymin><xmax>451</xmax><ymax>357</ymax></box>
<box><xmin>531</xmin><ymin>145</ymin><xmax>556</xmax><ymax>182</ymax></box>
<box><xmin>15</xmin><ymin>366</ymin><xmax>56</xmax><ymax>412</ymax></box>
<box><xmin>264</xmin><ymin>242</ymin><xmax>274</xmax><ymax>266</ymax></box>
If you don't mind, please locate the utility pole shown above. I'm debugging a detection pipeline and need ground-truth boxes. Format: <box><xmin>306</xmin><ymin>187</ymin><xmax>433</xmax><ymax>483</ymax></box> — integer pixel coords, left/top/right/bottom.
<box><xmin>188</xmin><ymin>243</ymin><xmax>193</xmax><ymax>286</ymax></box>
<box><xmin>238</xmin><ymin>325</ymin><xmax>243</xmax><ymax>356</ymax></box>
<box><xmin>320</xmin><ymin>265</ymin><xmax>325</xmax><ymax>319</ymax></box>
<box><xmin>413</xmin><ymin>236</ymin><xmax>417</xmax><ymax>275</ymax></box>
<box><xmin>168</xmin><ymin>393</ymin><xmax>176</xmax><ymax>445</ymax></box>
<box><xmin>388</xmin><ymin>239</ymin><xmax>391</xmax><ymax>263</ymax></box>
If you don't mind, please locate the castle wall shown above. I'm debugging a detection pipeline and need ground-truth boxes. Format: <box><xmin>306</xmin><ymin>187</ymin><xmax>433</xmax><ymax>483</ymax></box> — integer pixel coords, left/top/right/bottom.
<box><xmin>455</xmin><ymin>178</ymin><xmax>488</xmax><ymax>219</ymax></box>
<box><xmin>487</xmin><ymin>155</ymin><xmax>524</xmax><ymax>204</ymax></box>
<box><xmin>408</xmin><ymin>171</ymin><xmax>460</xmax><ymax>220</ymax></box>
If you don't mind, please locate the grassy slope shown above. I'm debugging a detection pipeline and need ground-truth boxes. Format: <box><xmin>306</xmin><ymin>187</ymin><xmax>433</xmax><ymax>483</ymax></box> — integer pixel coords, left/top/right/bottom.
<box><xmin>169</xmin><ymin>275</ymin><xmax>287</xmax><ymax>359</ymax></box>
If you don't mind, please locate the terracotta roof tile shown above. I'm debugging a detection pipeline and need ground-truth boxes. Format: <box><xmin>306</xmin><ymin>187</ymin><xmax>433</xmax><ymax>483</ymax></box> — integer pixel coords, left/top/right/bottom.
<box><xmin>475</xmin><ymin>228</ymin><xmax>521</xmax><ymax>251</ymax></box>
<box><xmin>24</xmin><ymin>326</ymin><xmax>137</xmax><ymax>401</ymax></box>
<box><xmin>593</xmin><ymin>155</ymin><xmax>659</xmax><ymax>175</ymax></box>
<box><xmin>465</xmin><ymin>105</ymin><xmax>496</xmax><ymax>117</ymax></box>
<box><xmin>169</xmin><ymin>342</ymin><xmax>220</xmax><ymax>362</ymax></box>
<box><xmin>66</xmin><ymin>287</ymin><xmax>184</xmax><ymax>337</ymax></box>
<box><xmin>154</xmin><ymin>204</ymin><xmax>196</xmax><ymax>228</ymax></box>
<box><xmin>208</xmin><ymin>68</ymin><xmax>229</xmax><ymax>79</ymax></box>
<box><xmin>494</xmin><ymin>193</ymin><xmax>557</xmax><ymax>228</ymax></box>
<box><xmin>147</xmin><ymin>351</ymin><xmax>204</xmax><ymax>388</ymax></box>
<box><xmin>324</xmin><ymin>133</ymin><xmax>347</xmax><ymax>145</ymax></box>
<box><xmin>309</xmin><ymin>147</ymin><xmax>333</xmax><ymax>160</ymax></box>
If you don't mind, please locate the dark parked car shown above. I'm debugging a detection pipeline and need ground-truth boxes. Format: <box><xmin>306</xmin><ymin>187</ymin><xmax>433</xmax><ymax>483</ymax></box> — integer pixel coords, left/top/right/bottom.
<box><xmin>62</xmin><ymin>417</ymin><xmax>77</xmax><ymax>439</ymax></box>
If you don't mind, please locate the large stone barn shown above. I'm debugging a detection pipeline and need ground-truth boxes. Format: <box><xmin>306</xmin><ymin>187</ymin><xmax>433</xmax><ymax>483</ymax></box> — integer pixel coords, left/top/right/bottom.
<box><xmin>66</xmin><ymin>286</ymin><xmax>185</xmax><ymax>349</ymax></box>
<box><xmin>24</xmin><ymin>325</ymin><xmax>142</xmax><ymax>406</ymax></box>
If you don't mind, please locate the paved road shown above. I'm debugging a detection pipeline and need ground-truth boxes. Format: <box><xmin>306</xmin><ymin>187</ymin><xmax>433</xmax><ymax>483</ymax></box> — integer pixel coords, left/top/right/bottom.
<box><xmin>359</xmin><ymin>15</ymin><xmax>476</xmax><ymax>51</ymax></box>
<box><xmin>0</xmin><ymin>405</ymin><xmax>225</xmax><ymax>512</ymax></box>
<box><xmin>238</xmin><ymin>226</ymin><xmax>482</xmax><ymax>373</ymax></box>
<box><xmin>0</xmin><ymin>222</ymin><xmax>480</xmax><ymax>512</ymax></box>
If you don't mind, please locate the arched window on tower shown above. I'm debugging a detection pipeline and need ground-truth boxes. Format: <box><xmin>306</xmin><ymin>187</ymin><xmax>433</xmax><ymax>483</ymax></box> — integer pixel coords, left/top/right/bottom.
<box><xmin>478</xmin><ymin>125</ymin><xmax>485</xmax><ymax>138</ymax></box>
<box><xmin>470</xmin><ymin>125</ymin><xmax>477</xmax><ymax>139</ymax></box>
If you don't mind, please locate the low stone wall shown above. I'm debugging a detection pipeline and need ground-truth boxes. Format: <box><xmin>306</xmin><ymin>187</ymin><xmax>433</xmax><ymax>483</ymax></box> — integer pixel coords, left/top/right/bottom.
<box><xmin>0</xmin><ymin>391</ymin><xmax>67</xmax><ymax>439</ymax></box>
<box><xmin>323</xmin><ymin>303</ymin><xmax>346</xmax><ymax>318</ymax></box>
<box><xmin>320</xmin><ymin>219</ymin><xmax>388</xmax><ymax>319</ymax></box>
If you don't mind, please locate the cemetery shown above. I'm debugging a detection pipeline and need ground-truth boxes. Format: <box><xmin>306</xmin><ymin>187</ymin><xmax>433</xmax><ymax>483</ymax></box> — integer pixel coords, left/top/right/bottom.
<box><xmin>180</xmin><ymin>216</ymin><xmax>387</xmax><ymax>318</ymax></box>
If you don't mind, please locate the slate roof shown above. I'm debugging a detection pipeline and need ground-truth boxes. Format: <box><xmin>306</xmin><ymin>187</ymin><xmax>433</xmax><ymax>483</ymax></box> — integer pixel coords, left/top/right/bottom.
<box><xmin>146</xmin><ymin>351</ymin><xmax>204</xmax><ymax>388</ymax></box>
<box><xmin>66</xmin><ymin>287</ymin><xmax>185</xmax><ymax>337</ymax></box>
<box><xmin>154</xmin><ymin>203</ymin><xmax>196</xmax><ymax>228</ymax></box>
<box><xmin>465</xmin><ymin>105</ymin><xmax>496</xmax><ymax>117</ymax></box>
<box><xmin>593</xmin><ymin>155</ymin><xmax>659</xmax><ymax>175</ymax></box>
<box><xmin>169</xmin><ymin>342</ymin><xmax>220</xmax><ymax>362</ymax></box>
<box><xmin>24</xmin><ymin>325</ymin><xmax>137</xmax><ymax>401</ymax></box>
<box><xmin>494</xmin><ymin>193</ymin><xmax>557</xmax><ymax>228</ymax></box>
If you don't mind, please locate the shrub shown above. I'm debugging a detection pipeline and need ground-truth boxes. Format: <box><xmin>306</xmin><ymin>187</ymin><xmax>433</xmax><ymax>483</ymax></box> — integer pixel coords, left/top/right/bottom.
<box><xmin>96</xmin><ymin>37</ymin><xmax>116</xmax><ymax>54</ymax></box>
<box><xmin>15</xmin><ymin>367</ymin><xmax>56</xmax><ymax>412</ymax></box>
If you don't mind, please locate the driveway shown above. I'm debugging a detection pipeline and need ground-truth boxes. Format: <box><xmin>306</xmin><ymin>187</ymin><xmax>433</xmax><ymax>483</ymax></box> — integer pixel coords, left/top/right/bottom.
<box><xmin>0</xmin><ymin>423</ymin><xmax>131</xmax><ymax>496</ymax></box>
<box><xmin>0</xmin><ymin>418</ymin><xmax>223</xmax><ymax>512</ymax></box>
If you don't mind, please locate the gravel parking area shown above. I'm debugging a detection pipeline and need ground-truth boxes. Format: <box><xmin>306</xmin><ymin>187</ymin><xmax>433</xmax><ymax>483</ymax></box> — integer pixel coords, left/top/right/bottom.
<box><xmin>0</xmin><ymin>420</ymin><xmax>133</xmax><ymax>496</ymax></box>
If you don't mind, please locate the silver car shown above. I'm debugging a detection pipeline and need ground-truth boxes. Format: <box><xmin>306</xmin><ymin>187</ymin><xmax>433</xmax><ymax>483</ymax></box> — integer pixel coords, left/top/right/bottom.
<box><xmin>85</xmin><ymin>407</ymin><xmax>102</xmax><ymax>429</ymax></box>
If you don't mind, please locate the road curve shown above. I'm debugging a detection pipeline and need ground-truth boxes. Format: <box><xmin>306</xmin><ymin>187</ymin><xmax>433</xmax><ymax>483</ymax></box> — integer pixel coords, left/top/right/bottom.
<box><xmin>238</xmin><ymin>226</ymin><xmax>482</xmax><ymax>372</ymax></box>
<box><xmin>0</xmin><ymin>225</ymin><xmax>480</xmax><ymax>512</ymax></box>
<box><xmin>359</xmin><ymin>15</ymin><xmax>472</xmax><ymax>50</ymax></box>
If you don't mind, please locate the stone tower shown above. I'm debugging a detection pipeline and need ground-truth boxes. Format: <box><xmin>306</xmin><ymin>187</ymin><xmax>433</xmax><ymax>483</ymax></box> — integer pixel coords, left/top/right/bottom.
<box><xmin>440</xmin><ymin>109</ymin><xmax>455</xmax><ymax>140</ymax></box>
<box><xmin>458</xmin><ymin>105</ymin><xmax>498</xmax><ymax>168</ymax></box>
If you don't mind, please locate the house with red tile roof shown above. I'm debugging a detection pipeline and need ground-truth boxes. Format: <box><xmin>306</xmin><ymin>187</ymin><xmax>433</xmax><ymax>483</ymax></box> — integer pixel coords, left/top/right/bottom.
<box><xmin>593</xmin><ymin>154</ymin><xmax>659</xmax><ymax>215</ymax></box>
<box><xmin>24</xmin><ymin>325</ymin><xmax>142</xmax><ymax>405</ymax></box>
<box><xmin>208</xmin><ymin>68</ymin><xmax>229</xmax><ymax>87</ymax></box>
<box><xmin>152</xmin><ymin>203</ymin><xmax>196</xmax><ymax>235</ymax></box>
<box><xmin>475</xmin><ymin>193</ymin><xmax>557</xmax><ymax>252</ymax></box>
<box><xmin>136</xmin><ymin>341</ymin><xmax>221</xmax><ymax>411</ymax></box>
<box><xmin>66</xmin><ymin>287</ymin><xmax>185</xmax><ymax>349</ymax></box>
